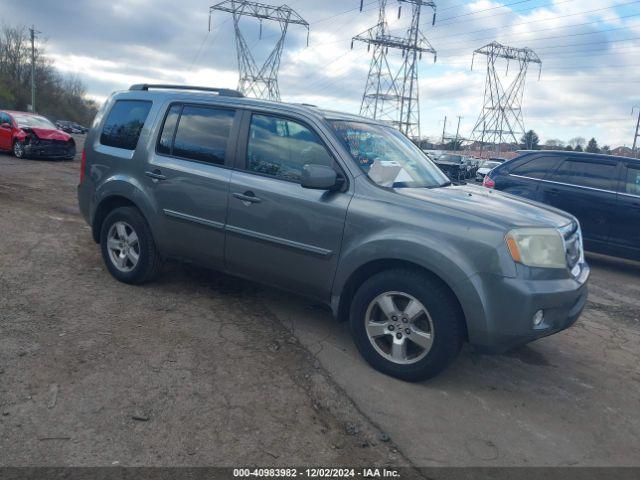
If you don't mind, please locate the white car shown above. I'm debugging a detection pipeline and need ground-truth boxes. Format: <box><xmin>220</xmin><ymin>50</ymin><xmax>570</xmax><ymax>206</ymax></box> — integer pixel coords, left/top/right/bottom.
<box><xmin>475</xmin><ymin>160</ymin><xmax>502</xmax><ymax>182</ymax></box>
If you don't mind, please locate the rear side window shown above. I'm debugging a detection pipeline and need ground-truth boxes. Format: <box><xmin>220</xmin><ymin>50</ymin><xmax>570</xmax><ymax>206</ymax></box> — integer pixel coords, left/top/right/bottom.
<box><xmin>624</xmin><ymin>165</ymin><xmax>640</xmax><ymax>196</ymax></box>
<box><xmin>550</xmin><ymin>159</ymin><xmax>617</xmax><ymax>191</ymax></box>
<box><xmin>511</xmin><ymin>156</ymin><xmax>563</xmax><ymax>179</ymax></box>
<box><xmin>158</xmin><ymin>105</ymin><xmax>235</xmax><ymax>165</ymax></box>
<box><xmin>246</xmin><ymin>114</ymin><xmax>333</xmax><ymax>182</ymax></box>
<box><xmin>100</xmin><ymin>100</ymin><xmax>152</xmax><ymax>150</ymax></box>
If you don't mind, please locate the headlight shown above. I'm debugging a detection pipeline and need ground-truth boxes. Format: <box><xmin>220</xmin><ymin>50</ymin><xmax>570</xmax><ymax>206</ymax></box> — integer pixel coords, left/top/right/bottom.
<box><xmin>505</xmin><ymin>227</ymin><xmax>566</xmax><ymax>269</ymax></box>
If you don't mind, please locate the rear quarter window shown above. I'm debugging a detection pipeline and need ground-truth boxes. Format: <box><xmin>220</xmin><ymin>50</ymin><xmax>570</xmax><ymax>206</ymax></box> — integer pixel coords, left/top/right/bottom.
<box><xmin>100</xmin><ymin>100</ymin><xmax>152</xmax><ymax>150</ymax></box>
<box><xmin>510</xmin><ymin>155</ymin><xmax>563</xmax><ymax>179</ymax></box>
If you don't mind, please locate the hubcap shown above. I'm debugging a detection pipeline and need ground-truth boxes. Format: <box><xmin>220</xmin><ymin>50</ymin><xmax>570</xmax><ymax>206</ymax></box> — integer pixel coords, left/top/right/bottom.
<box><xmin>106</xmin><ymin>221</ymin><xmax>140</xmax><ymax>273</ymax></box>
<box><xmin>14</xmin><ymin>142</ymin><xmax>23</xmax><ymax>157</ymax></box>
<box><xmin>364</xmin><ymin>291</ymin><xmax>435</xmax><ymax>365</ymax></box>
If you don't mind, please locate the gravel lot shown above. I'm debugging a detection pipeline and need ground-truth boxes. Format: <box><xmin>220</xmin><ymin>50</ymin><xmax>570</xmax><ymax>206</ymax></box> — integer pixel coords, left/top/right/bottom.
<box><xmin>1</xmin><ymin>136</ymin><xmax>639</xmax><ymax>468</ymax></box>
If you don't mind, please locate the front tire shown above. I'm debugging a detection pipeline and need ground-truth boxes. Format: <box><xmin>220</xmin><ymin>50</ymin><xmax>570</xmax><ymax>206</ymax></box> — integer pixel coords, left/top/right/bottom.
<box><xmin>13</xmin><ymin>140</ymin><xmax>25</xmax><ymax>159</ymax></box>
<box><xmin>349</xmin><ymin>269</ymin><xmax>463</xmax><ymax>382</ymax></box>
<box><xmin>100</xmin><ymin>207</ymin><xmax>162</xmax><ymax>284</ymax></box>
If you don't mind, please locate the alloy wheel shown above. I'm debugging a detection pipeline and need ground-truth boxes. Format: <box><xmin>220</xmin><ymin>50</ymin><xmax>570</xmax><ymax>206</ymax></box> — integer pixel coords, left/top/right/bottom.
<box><xmin>364</xmin><ymin>291</ymin><xmax>435</xmax><ymax>365</ymax></box>
<box><xmin>106</xmin><ymin>221</ymin><xmax>140</xmax><ymax>273</ymax></box>
<box><xmin>13</xmin><ymin>141</ymin><xmax>24</xmax><ymax>158</ymax></box>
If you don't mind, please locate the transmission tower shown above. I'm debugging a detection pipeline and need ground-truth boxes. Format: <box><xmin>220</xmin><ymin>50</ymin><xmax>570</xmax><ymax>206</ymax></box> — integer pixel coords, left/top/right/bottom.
<box><xmin>470</xmin><ymin>42</ymin><xmax>541</xmax><ymax>154</ymax></box>
<box><xmin>352</xmin><ymin>0</ymin><xmax>437</xmax><ymax>139</ymax></box>
<box><xmin>209</xmin><ymin>1</ymin><xmax>309</xmax><ymax>101</ymax></box>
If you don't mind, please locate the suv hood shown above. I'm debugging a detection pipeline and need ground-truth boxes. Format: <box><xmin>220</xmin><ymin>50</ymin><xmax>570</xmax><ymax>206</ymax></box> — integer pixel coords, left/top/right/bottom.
<box><xmin>398</xmin><ymin>183</ymin><xmax>573</xmax><ymax>230</ymax></box>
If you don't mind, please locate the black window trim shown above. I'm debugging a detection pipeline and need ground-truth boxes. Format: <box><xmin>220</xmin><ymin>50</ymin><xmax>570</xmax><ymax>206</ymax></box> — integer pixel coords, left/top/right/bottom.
<box><xmin>99</xmin><ymin>99</ymin><xmax>153</xmax><ymax>151</ymax></box>
<box><xmin>154</xmin><ymin>101</ymin><xmax>241</xmax><ymax>169</ymax></box>
<box><xmin>235</xmin><ymin>109</ymin><xmax>349</xmax><ymax>190</ymax></box>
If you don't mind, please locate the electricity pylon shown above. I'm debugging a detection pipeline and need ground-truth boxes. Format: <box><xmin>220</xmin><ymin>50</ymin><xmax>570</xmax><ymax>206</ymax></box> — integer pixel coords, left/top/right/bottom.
<box><xmin>209</xmin><ymin>1</ymin><xmax>309</xmax><ymax>101</ymax></box>
<box><xmin>470</xmin><ymin>42</ymin><xmax>541</xmax><ymax>153</ymax></box>
<box><xmin>352</xmin><ymin>0</ymin><xmax>437</xmax><ymax>139</ymax></box>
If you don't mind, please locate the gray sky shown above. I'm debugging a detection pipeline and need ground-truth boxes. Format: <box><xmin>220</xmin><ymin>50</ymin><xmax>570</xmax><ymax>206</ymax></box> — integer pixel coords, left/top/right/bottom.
<box><xmin>5</xmin><ymin>0</ymin><xmax>640</xmax><ymax>146</ymax></box>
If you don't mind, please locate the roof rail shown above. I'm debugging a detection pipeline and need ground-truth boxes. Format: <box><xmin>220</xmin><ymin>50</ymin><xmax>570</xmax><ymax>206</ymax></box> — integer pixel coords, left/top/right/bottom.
<box><xmin>129</xmin><ymin>84</ymin><xmax>244</xmax><ymax>98</ymax></box>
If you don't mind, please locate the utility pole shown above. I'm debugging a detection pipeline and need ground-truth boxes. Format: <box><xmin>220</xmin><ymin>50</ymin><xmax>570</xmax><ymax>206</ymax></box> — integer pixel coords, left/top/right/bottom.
<box><xmin>454</xmin><ymin>115</ymin><xmax>462</xmax><ymax>150</ymax></box>
<box><xmin>632</xmin><ymin>106</ymin><xmax>640</xmax><ymax>158</ymax></box>
<box><xmin>209</xmin><ymin>1</ymin><xmax>309</xmax><ymax>101</ymax></box>
<box><xmin>353</xmin><ymin>0</ymin><xmax>437</xmax><ymax>140</ymax></box>
<box><xmin>29</xmin><ymin>25</ymin><xmax>40</xmax><ymax>113</ymax></box>
<box><xmin>441</xmin><ymin>115</ymin><xmax>447</xmax><ymax>144</ymax></box>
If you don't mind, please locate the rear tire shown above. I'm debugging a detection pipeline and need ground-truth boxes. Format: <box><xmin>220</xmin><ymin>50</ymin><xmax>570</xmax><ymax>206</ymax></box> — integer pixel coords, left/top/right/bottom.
<box><xmin>349</xmin><ymin>269</ymin><xmax>463</xmax><ymax>382</ymax></box>
<box><xmin>100</xmin><ymin>207</ymin><xmax>162</xmax><ymax>284</ymax></box>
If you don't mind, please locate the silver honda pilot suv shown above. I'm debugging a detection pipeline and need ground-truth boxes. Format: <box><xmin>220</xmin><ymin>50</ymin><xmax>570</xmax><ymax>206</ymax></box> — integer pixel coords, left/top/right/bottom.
<box><xmin>78</xmin><ymin>84</ymin><xmax>589</xmax><ymax>381</ymax></box>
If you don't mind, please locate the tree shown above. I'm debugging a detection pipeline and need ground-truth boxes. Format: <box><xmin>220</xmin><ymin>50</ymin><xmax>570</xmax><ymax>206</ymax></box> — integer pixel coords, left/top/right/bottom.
<box><xmin>446</xmin><ymin>138</ymin><xmax>463</xmax><ymax>151</ymax></box>
<box><xmin>520</xmin><ymin>130</ymin><xmax>540</xmax><ymax>150</ymax></box>
<box><xmin>545</xmin><ymin>139</ymin><xmax>565</xmax><ymax>148</ymax></box>
<box><xmin>601</xmin><ymin>145</ymin><xmax>611</xmax><ymax>154</ymax></box>
<box><xmin>564</xmin><ymin>145</ymin><xmax>573</xmax><ymax>151</ymax></box>
<box><xmin>586</xmin><ymin>138</ymin><xmax>600</xmax><ymax>153</ymax></box>
<box><xmin>0</xmin><ymin>24</ymin><xmax>97</xmax><ymax>125</ymax></box>
<box><xmin>574</xmin><ymin>144</ymin><xmax>584</xmax><ymax>152</ymax></box>
<box><xmin>569</xmin><ymin>137</ymin><xmax>586</xmax><ymax>149</ymax></box>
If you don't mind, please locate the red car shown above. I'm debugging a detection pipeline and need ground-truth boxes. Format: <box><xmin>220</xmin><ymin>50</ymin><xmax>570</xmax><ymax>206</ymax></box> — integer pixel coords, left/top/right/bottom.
<box><xmin>0</xmin><ymin>110</ymin><xmax>76</xmax><ymax>160</ymax></box>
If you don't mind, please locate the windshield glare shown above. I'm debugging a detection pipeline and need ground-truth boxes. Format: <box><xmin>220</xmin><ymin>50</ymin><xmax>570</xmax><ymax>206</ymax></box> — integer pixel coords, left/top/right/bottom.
<box><xmin>14</xmin><ymin>114</ymin><xmax>56</xmax><ymax>129</ymax></box>
<box><xmin>329</xmin><ymin>120</ymin><xmax>449</xmax><ymax>189</ymax></box>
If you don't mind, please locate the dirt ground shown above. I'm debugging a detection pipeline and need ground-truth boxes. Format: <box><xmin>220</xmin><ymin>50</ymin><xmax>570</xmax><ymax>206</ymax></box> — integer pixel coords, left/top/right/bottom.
<box><xmin>1</xmin><ymin>137</ymin><xmax>639</xmax><ymax>468</ymax></box>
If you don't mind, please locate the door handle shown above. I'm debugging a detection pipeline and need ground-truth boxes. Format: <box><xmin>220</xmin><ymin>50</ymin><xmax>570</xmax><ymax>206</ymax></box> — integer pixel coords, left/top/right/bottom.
<box><xmin>547</xmin><ymin>187</ymin><xmax>560</xmax><ymax>196</ymax></box>
<box><xmin>145</xmin><ymin>169</ymin><xmax>167</xmax><ymax>181</ymax></box>
<box><xmin>232</xmin><ymin>191</ymin><xmax>262</xmax><ymax>204</ymax></box>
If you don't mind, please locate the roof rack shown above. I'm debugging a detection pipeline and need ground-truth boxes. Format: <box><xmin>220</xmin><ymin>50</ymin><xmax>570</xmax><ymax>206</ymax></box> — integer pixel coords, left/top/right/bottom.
<box><xmin>129</xmin><ymin>84</ymin><xmax>244</xmax><ymax>98</ymax></box>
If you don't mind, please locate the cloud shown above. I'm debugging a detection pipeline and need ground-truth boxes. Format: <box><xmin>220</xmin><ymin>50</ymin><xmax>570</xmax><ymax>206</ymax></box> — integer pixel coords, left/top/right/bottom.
<box><xmin>4</xmin><ymin>0</ymin><xmax>639</xmax><ymax>145</ymax></box>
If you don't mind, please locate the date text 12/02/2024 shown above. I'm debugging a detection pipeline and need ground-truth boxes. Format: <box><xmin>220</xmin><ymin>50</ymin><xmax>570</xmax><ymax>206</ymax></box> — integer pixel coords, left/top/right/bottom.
<box><xmin>233</xmin><ymin>468</ymin><xmax>401</xmax><ymax>478</ymax></box>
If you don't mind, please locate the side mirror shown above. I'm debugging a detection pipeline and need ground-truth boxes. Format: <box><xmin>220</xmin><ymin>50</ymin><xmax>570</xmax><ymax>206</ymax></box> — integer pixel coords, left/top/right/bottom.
<box><xmin>301</xmin><ymin>164</ymin><xmax>341</xmax><ymax>190</ymax></box>
<box><xmin>0</xmin><ymin>122</ymin><xmax>10</xmax><ymax>129</ymax></box>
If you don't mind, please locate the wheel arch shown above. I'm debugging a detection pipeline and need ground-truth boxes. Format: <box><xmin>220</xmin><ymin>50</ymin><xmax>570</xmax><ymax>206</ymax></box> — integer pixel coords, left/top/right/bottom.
<box><xmin>92</xmin><ymin>195</ymin><xmax>146</xmax><ymax>243</ymax></box>
<box><xmin>334</xmin><ymin>258</ymin><xmax>469</xmax><ymax>341</ymax></box>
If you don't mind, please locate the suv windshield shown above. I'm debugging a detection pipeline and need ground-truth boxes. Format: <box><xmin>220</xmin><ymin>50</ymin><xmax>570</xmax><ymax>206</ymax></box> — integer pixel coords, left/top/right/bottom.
<box><xmin>329</xmin><ymin>120</ymin><xmax>449</xmax><ymax>188</ymax></box>
<box><xmin>13</xmin><ymin>114</ymin><xmax>56</xmax><ymax>129</ymax></box>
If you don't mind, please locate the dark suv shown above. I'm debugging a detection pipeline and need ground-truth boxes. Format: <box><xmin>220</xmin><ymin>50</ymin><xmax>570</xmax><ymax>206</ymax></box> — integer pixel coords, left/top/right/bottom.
<box><xmin>78</xmin><ymin>85</ymin><xmax>589</xmax><ymax>381</ymax></box>
<box><xmin>484</xmin><ymin>150</ymin><xmax>640</xmax><ymax>261</ymax></box>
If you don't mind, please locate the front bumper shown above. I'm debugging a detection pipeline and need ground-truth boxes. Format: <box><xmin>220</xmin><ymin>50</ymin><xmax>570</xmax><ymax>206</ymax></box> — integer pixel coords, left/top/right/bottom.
<box><xmin>462</xmin><ymin>263</ymin><xmax>590</xmax><ymax>353</ymax></box>
<box><xmin>25</xmin><ymin>143</ymin><xmax>75</xmax><ymax>159</ymax></box>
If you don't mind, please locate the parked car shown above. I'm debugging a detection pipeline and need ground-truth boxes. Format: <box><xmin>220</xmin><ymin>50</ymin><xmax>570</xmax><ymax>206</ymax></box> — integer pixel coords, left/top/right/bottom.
<box><xmin>434</xmin><ymin>154</ymin><xmax>468</xmax><ymax>181</ymax></box>
<box><xmin>78</xmin><ymin>85</ymin><xmax>589</xmax><ymax>381</ymax></box>
<box><xmin>475</xmin><ymin>160</ymin><xmax>502</xmax><ymax>182</ymax></box>
<box><xmin>484</xmin><ymin>150</ymin><xmax>640</xmax><ymax>261</ymax></box>
<box><xmin>0</xmin><ymin>110</ymin><xmax>76</xmax><ymax>160</ymax></box>
<box><xmin>56</xmin><ymin>120</ymin><xmax>88</xmax><ymax>134</ymax></box>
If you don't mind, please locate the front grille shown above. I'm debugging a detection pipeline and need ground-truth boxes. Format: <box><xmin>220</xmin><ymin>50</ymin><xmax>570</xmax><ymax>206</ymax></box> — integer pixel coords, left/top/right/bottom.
<box><xmin>559</xmin><ymin>222</ymin><xmax>582</xmax><ymax>272</ymax></box>
<box><xmin>36</xmin><ymin>139</ymin><xmax>69</xmax><ymax>146</ymax></box>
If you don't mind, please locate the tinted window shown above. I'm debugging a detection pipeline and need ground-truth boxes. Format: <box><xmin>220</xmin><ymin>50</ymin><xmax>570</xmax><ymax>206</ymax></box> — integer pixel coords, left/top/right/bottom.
<box><xmin>0</xmin><ymin>113</ymin><xmax>10</xmax><ymax>125</ymax></box>
<box><xmin>157</xmin><ymin>104</ymin><xmax>181</xmax><ymax>155</ymax></box>
<box><xmin>247</xmin><ymin>114</ymin><xmax>333</xmax><ymax>182</ymax></box>
<box><xmin>551</xmin><ymin>159</ymin><xmax>617</xmax><ymax>190</ymax></box>
<box><xmin>100</xmin><ymin>100</ymin><xmax>151</xmax><ymax>150</ymax></box>
<box><xmin>512</xmin><ymin>156</ymin><xmax>562</xmax><ymax>179</ymax></box>
<box><xmin>624</xmin><ymin>165</ymin><xmax>640</xmax><ymax>196</ymax></box>
<box><xmin>172</xmin><ymin>106</ymin><xmax>234</xmax><ymax>165</ymax></box>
